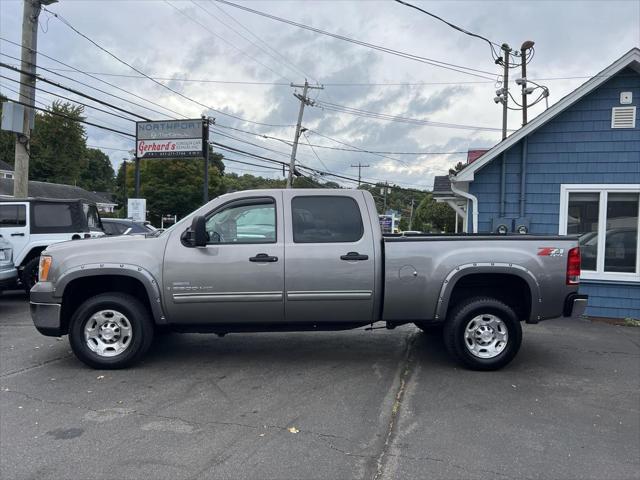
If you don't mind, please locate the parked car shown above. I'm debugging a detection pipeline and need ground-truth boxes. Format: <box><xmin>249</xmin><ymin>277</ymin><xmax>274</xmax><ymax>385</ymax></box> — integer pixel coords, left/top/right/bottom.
<box><xmin>30</xmin><ymin>189</ymin><xmax>586</xmax><ymax>370</ymax></box>
<box><xmin>0</xmin><ymin>198</ymin><xmax>104</xmax><ymax>292</ymax></box>
<box><xmin>101</xmin><ymin>218</ymin><xmax>157</xmax><ymax>236</ymax></box>
<box><xmin>0</xmin><ymin>234</ymin><xmax>17</xmax><ymax>292</ymax></box>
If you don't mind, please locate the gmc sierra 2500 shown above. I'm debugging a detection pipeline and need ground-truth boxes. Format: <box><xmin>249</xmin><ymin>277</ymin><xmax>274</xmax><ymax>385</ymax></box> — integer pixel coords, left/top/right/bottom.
<box><xmin>30</xmin><ymin>189</ymin><xmax>587</xmax><ymax>370</ymax></box>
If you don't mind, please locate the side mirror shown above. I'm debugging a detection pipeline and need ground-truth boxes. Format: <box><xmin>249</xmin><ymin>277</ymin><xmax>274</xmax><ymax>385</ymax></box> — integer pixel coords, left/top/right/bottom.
<box><xmin>191</xmin><ymin>215</ymin><xmax>208</xmax><ymax>247</ymax></box>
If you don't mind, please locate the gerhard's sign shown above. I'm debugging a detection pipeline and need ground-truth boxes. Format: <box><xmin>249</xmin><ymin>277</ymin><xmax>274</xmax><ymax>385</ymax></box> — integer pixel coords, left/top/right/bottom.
<box><xmin>136</xmin><ymin>119</ymin><xmax>208</xmax><ymax>159</ymax></box>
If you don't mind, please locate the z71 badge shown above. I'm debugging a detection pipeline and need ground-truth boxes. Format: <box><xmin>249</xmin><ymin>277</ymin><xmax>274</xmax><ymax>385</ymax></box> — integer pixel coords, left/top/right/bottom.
<box><xmin>538</xmin><ymin>247</ymin><xmax>565</xmax><ymax>257</ymax></box>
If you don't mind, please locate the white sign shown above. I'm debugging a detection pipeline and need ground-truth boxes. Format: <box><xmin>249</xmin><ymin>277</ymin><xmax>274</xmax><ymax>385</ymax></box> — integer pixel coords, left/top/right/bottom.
<box><xmin>127</xmin><ymin>198</ymin><xmax>146</xmax><ymax>222</ymax></box>
<box><xmin>136</xmin><ymin>138</ymin><xmax>202</xmax><ymax>158</ymax></box>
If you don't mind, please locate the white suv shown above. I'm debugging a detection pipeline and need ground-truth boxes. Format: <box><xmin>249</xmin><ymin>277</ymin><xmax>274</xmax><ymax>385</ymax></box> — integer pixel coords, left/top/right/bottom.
<box><xmin>0</xmin><ymin>198</ymin><xmax>104</xmax><ymax>292</ymax></box>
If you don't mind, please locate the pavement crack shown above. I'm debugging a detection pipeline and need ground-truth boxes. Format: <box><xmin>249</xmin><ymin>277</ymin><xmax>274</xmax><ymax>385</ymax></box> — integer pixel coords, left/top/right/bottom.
<box><xmin>0</xmin><ymin>354</ymin><xmax>72</xmax><ymax>378</ymax></box>
<box><xmin>371</xmin><ymin>332</ymin><xmax>418</xmax><ymax>480</ymax></box>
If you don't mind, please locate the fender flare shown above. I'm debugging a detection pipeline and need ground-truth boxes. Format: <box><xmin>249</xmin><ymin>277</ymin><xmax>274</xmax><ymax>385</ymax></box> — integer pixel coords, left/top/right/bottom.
<box><xmin>434</xmin><ymin>262</ymin><xmax>543</xmax><ymax>322</ymax></box>
<box><xmin>56</xmin><ymin>263</ymin><xmax>166</xmax><ymax>324</ymax></box>
<box><xmin>16</xmin><ymin>243</ymin><xmax>50</xmax><ymax>268</ymax></box>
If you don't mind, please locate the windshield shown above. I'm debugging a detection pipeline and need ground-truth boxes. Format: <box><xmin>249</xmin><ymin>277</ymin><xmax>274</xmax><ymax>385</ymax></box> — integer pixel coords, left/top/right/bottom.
<box><xmin>83</xmin><ymin>204</ymin><xmax>103</xmax><ymax>231</ymax></box>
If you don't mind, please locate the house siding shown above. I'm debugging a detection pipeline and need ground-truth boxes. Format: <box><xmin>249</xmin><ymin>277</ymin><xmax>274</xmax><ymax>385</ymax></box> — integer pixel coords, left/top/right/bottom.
<box><xmin>469</xmin><ymin>67</ymin><xmax>640</xmax><ymax>319</ymax></box>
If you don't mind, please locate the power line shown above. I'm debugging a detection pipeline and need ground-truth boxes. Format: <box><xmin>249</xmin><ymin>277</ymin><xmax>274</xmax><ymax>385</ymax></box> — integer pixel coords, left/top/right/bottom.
<box><xmin>8</xmin><ymin>98</ymin><xmax>135</xmax><ymax>137</ymax></box>
<box><xmin>208</xmin><ymin>0</ymin><xmax>314</xmax><ymax>81</ymax></box>
<box><xmin>0</xmin><ymin>38</ymin><xmax>185</xmax><ymax>120</ymax></box>
<box><xmin>0</xmin><ymin>61</ymin><xmax>151</xmax><ymax>121</ymax></box>
<box><xmin>42</xmin><ymin>6</ymin><xmax>294</xmax><ymax>128</ymax></box>
<box><xmin>2</xmin><ymin>62</ymin><xmax>600</xmax><ymax>87</ymax></box>
<box><xmin>212</xmin><ymin>0</ymin><xmax>498</xmax><ymax>81</ymax></box>
<box><xmin>0</xmin><ymin>74</ymin><xmax>136</xmax><ymax>123</ymax></box>
<box><xmin>0</xmin><ymin>80</ymin><xmax>135</xmax><ymax>135</ymax></box>
<box><xmin>195</xmin><ymin>0</ymin><xmax>312</xmax><ymax>82</ymax></box>
<box><xmin>302</xmin><ymin>131</ymin><xmax>330</xmax><ymax>171</ymax></box>
<box><xmin>314</xmin><ymin>99</ymin><xmax>508</xmax><ymax>132</ymax></box>
<box><xmin>215</xmin><ymin>122</ymin><xmax>468</xmax><ymax>157</ymax></box>
<box><xmin>164</xmin><ymin>0</ymin><xmax>288</xmax><ymax>81</ymax></box>
<box><xmin>87</xmin><ymin>145</ymin><xmax>132</xmax><ymax>152</ymax></box>
<box><xmin>394</xmin><ymin>0</ymin><xmax>500</xmax><ymax>49</ymax></box>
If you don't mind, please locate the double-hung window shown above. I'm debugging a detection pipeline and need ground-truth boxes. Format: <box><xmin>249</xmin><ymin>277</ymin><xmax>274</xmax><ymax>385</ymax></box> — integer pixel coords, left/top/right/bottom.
<box><xmin>559</xmin><ymin>184</ymin><xmax>640</xmax><ymax>282</ymax></box>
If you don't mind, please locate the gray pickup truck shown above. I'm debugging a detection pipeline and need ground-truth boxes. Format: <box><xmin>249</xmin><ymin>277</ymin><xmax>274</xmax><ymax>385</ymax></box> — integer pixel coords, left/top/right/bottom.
<box><xmin>30</xmin><ymin>189</ymin><xmax>587</xmax><ymax>370</ymax></box>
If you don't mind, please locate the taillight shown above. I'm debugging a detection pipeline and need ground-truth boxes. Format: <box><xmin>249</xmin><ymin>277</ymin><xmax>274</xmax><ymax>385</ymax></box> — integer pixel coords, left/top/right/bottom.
<box><xmin>567</xmin><ymin>247</ymin><xmax>581</xmax><ymax>285</ymax></box>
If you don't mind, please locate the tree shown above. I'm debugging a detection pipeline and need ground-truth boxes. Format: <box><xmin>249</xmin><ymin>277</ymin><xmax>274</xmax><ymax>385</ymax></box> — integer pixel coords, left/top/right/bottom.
<box><xmin>116</xmin><ymin>153</ymin><xmax>226</xmax><ymax>225</ymax></box>
<box><xmin>78</xmin><ymin>148</ymin><xmax>115</xmax><ymax>192</ymax></box>
<box><xmin>29</xmin><ymin>101</ymin><xmax>87</xmax><ymax>185</ymax></box>
<box><xmin>449</xmin><ymin>161</ymin><xmax>465</xmax><ymax>175</ymax></box>
<box><xmin>412</xmin><ymin>194</ymin><xmax>456</xmax><ymax>233</ymax></box>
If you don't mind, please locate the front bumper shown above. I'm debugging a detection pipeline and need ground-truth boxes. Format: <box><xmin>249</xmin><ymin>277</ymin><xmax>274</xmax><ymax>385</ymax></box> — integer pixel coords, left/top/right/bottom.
<box><xmin>30</xmin><ymin>282</ymin><xmax>63</xmax><ymax>336</ymax></box>
<box><xmin>0</xmin><ymin>266</ymin><xmax>18</xmax><ymax>289</ymax></box>
<box><xmin>564</xmin><ymin>293</ymin><xmax>588</xmax><ymax>318</ymax></box>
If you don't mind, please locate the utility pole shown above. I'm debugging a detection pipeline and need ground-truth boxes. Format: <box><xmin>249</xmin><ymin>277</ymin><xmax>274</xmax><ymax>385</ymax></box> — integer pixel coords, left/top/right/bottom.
<box><xmin>122</xmin><ymin>158</ymin><xmax>128</xmax><ymax>206</ymax></box>
<box><xmin>520</xmin><ymin>40</ymin><xmax>535</xmax><ymax>126</ymax></box>
<box><xmin>14</xmin><ymin>0</ymin><xmax>57</xmax><ymax>198</ymax></box>
<box><xmin>501</xmin><ymin>43</ymin><xmax>510</xmax><ymax>140</ymax></box>
<box><xmin>287</xmin><ymin>80</ymin><xmax>323</xmax><ymax>188</ymax></box>
<box><xmin>382</xmin><ymin>181</ymin><xmax>389</xmax><ymax>212</ymax></box>
<box><xmin>202</xmin><ymin>116</ymin><xmax>212</xmax><ymax>204</ymax></box>
<box><xmin>350</xmin><ymin>163</ymin><xmax>370</xmax><ymax>187</ymax></box>
<box><xmin>408</xmin><ymin>198</ymin><xmax>415</xmax><ymax>230</ymax></box>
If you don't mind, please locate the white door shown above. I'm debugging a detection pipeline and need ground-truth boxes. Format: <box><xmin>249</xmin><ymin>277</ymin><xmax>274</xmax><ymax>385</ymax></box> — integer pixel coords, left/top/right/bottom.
<box><xmin>0</xmin><ymin>202</ymin><xmax>29</xmax><ymax>265</ymax></box>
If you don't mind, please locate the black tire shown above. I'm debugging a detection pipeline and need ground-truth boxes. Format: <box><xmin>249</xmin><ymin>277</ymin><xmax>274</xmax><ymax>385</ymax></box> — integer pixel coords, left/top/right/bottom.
<box><xmin>443</xmin><ymin>297</ymin><xmax>522</xmax><ymax>371</ymax></box>
<box><xmin>414</xmin><ymin>322</ymin><xmax>444</xmax><ymax>335</ymax></box>
<box><xmin>68</xmin><ymin>293</ymin><xmax>154</xmax><ymax>369</ymax></box>
<box><xmin>21</xmin><ymin>256</ymin><xmax>40</xmax><ymax>293</ymax></box>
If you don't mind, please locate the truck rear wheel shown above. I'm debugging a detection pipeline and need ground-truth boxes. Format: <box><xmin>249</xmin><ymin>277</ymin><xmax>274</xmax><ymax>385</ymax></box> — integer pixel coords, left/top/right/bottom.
<box><xmin>443</xmin><ymin>297</ymin><xmax>522</xmax><ymax>371</ymax></box>
<box><xmin>68</xmin><ymin>293</ymin><xmax>154</xmax><ymax>369</ymax></box>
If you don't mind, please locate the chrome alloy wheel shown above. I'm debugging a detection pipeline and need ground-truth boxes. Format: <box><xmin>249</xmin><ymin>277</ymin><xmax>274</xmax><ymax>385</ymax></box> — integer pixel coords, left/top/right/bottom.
<box><xmin>84</xmin><ymin>310</ymin><xmax>133</xmax><ymax>357</ymax></box>
<box><xmin>463</xmin><ymin>314</ymin><xmax>509</xmax><ymax>359</ymax></box>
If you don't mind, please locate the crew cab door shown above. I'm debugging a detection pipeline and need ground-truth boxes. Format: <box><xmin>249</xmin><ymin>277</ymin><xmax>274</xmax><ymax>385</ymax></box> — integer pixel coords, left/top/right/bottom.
<box><xmin>0</xmin><ymin>202</ymin><xmax>28</xmax><ymax>265</ymax></box>
<box><xmin>283</xmin><ymin>191</ymin><xmax>376</xmax><ymax>323</ymax></box>
<box><xmin>162</xmin><ymin>193</ymin><xmax>285</xmax><ymax>325</ymax></box>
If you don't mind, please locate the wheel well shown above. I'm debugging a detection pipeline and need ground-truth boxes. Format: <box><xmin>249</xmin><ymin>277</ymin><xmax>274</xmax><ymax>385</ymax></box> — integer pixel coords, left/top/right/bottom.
<box><xmin>60</xmin><ymin>275</ymin><xmax>153</xmax><ymax>335</ymax></box>
<box><xmin>19</xmin><ymin>247</ymin><xmax>46</xmax><ymax>269</ymax></box>
<box><xmin>446</xmin><ymin>273</ymin><xmax>532</xmax><ymax>321</ymax></box>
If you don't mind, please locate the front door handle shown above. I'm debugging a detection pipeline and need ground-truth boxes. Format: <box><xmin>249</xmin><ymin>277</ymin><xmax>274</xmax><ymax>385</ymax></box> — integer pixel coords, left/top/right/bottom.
<box><xmin>340</xmin><ymin>251</ymin><xmax>369</xmax><ymax>261</ymax></box>
<box><xmin>249</xmin><ymin>253</ymin><xmax>278</xmax><ymax>263</ymax></box>
<box><xmin>11</xmin><ymin>232</ymin><xmax>25</xmax><ymax>237</ymax></box>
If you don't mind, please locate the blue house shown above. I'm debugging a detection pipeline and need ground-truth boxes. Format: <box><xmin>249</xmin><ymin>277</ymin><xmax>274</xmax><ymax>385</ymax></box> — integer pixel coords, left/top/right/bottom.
<box><xmin>448</xmin><ymin>48</ymin><xmax>640</xmax><ymax>320</ymax></box>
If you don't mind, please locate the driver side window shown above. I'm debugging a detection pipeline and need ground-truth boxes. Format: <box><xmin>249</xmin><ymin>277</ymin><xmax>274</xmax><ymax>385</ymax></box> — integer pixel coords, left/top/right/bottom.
<box><xmin>205</xmin><ymin>200</ymin><xmax>276</xmax><ymax>244</ymax></box>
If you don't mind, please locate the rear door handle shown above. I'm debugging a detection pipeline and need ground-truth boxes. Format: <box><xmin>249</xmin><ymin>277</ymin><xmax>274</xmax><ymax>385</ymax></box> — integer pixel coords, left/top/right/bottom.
<box><xmin>340</xmin><ymin>252</ymin><xmax>369</xmax><ymax>261</ymax></box>
<box><xmin>11</xmin><ymin>232</ymin><xmax>25</xmax><ymax>237</ymax></box>
<box><xmin>249</xmin><ymin>253</ymin><xmax>278</xmax><ymax>263</ymax></box>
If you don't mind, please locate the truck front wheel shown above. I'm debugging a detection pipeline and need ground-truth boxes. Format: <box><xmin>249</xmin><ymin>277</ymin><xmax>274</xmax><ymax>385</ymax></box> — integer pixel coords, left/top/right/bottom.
<box><xmin>68</xmin><ymin>293</ymin><xmax>154</xmax><ymax>369</ymax></box>
<box><xmin>443</xmin><ymin>297</ymin><xmax>522</xmax><ymax>371</ymax></box>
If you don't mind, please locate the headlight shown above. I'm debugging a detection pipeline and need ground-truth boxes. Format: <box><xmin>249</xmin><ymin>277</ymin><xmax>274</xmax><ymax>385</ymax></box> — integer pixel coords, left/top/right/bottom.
<box><xmin>39</xmin><ymin>256</ymin><xmax>52</xmax><ymax>282</ymax></box>
<box><xmin>0</xmin><ymin>248</ymin><xmax>11</xmax><ymax>262</ymax></box>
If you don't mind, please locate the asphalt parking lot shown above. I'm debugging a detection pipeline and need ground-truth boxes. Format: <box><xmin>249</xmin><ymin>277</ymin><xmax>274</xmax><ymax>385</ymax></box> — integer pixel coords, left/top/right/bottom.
<box><xmin>1</xmin><ymin>290</ymin><xmax>639</xmax><ymax>480</ymax></box>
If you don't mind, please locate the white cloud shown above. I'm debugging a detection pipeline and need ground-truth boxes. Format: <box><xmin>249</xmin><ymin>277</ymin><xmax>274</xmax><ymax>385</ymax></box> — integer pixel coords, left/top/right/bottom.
<box><xmin>1</xmin><ymin>0</ymin><xmax>638</xmax><ymax>189</ymax></box>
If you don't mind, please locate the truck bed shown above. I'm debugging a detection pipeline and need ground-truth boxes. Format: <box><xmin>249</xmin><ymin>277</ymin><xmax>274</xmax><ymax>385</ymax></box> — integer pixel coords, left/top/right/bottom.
<box><xmin>382</xmin><ymin>234</ymin><xmax>580</xmax><ymax>324</ymax></box>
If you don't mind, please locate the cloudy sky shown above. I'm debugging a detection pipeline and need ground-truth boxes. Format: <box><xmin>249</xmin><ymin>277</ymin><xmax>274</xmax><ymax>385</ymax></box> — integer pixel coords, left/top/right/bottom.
<box><xmin>1</xmin><ymin>0</ymin><xmax>639</xmax><ymax>189</ymax></box>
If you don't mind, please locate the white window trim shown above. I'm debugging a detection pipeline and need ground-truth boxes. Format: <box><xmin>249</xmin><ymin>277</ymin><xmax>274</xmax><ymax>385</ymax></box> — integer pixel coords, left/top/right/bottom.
<box><xmin>559</xmin><ymin>184</ymin><xmax>640</xmax><ymax>283</ymax></box>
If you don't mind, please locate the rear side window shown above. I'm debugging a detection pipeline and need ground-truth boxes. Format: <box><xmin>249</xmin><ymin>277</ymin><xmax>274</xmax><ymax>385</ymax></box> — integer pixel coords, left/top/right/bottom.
<box><xmin>33</xmin><ymin>203</ymin><xmax>73</xmax><ymax>228</ymax></box>
<box><xmin>0</xmin><ymin>205</ymin><xmax>26</xmax><ymax>227</ymax></box>
<box><xmin>292</xmin><ymin>196</ymin><xmax>364</xmax><ymax>243</ymax></box>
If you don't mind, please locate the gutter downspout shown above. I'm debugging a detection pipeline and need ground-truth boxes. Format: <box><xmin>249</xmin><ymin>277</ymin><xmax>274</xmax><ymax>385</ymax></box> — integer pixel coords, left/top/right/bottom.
<box><xmin>519</xmin><ymin>137</ymin><xmax>528</xmax><ymax>218</ymax></box>
<box><xmin>449</xmin><ymin>178</ymin><xmax>479</xmax><ymax>233</ymax></box>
